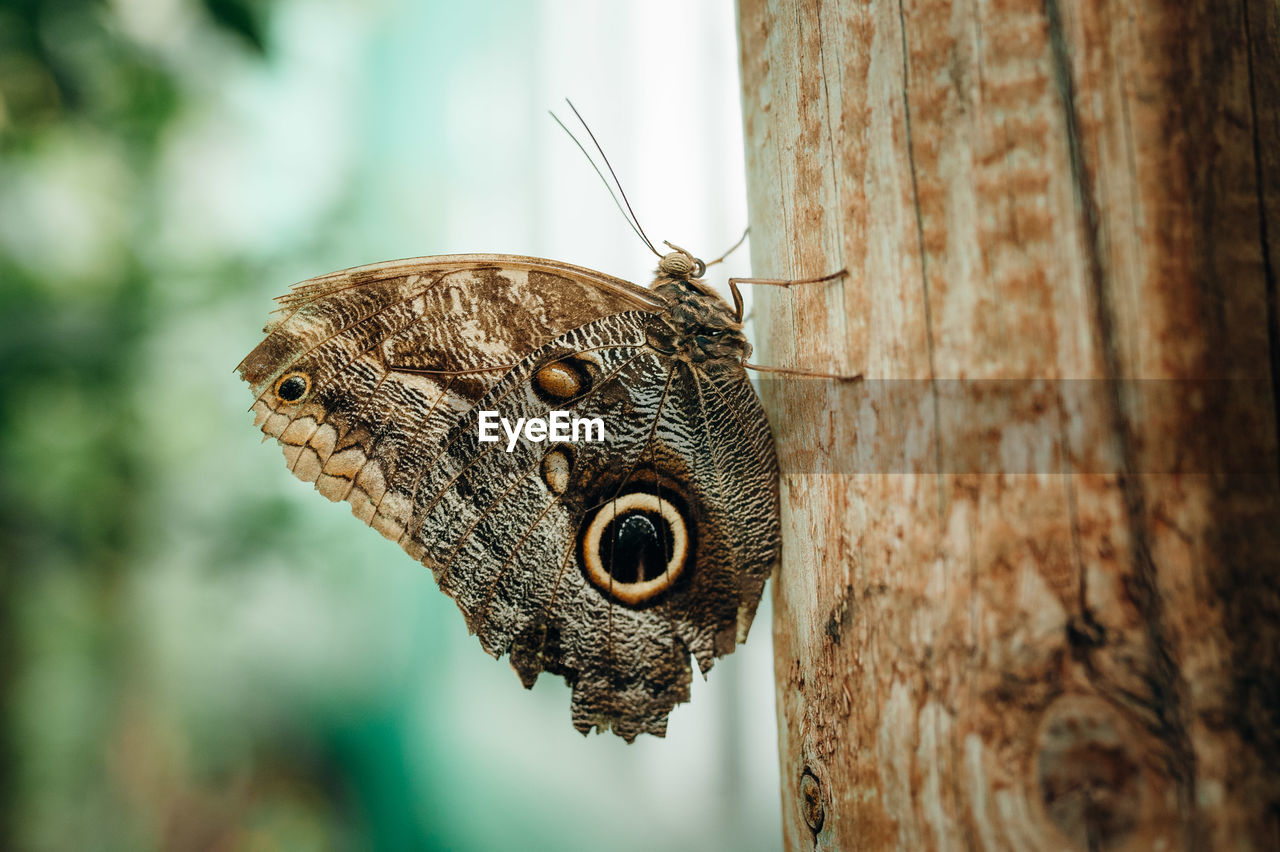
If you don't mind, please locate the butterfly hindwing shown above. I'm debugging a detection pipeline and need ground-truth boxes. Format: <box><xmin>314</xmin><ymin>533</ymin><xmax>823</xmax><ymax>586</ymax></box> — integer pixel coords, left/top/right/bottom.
<box><xmin>399</xmin><ymin>311</ymin><xmax>779</xmax><ymax>739</ymax></box>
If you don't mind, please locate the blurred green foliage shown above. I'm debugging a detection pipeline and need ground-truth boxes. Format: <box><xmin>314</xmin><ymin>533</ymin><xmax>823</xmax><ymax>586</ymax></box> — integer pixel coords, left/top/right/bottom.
<box><xmin>0</xmin><ymin>1</ymin><xmax>361</xmax><ymax>848</ymax></box>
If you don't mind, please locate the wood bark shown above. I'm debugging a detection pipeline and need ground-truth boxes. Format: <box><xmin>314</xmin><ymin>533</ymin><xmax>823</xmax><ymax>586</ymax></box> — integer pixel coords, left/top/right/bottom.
<box><xmin>736</xmin><ymin>1</ymin><xmax>1280</xmax><ymax>849</ymax></box>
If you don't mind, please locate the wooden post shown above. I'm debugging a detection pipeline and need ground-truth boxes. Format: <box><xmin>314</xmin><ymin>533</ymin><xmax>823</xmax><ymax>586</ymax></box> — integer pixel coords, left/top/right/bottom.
<box><xmin>737</xmin><ymin>1</ymin><xmax>1280</xmax><ymax>849</ymax></box>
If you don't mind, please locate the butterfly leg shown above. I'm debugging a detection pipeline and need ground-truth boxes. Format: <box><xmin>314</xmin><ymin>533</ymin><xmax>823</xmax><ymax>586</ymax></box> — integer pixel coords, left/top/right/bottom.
<box><xmin>729</xmin><ymin>269</ymin><xmax>858</xmax><ymax>380</ymax></box>
<box><xmin>727</xmin><ymin>268</ymin><xmax>848</xmax><ymax>323</ymax></box>
<box><xmin>742</xmin><ymin>361</ymin><xmax>861</xmax><ymax>381</ymax></box>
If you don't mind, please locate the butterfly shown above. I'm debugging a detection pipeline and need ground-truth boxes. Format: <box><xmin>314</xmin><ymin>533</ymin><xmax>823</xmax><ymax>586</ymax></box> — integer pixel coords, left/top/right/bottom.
<box><xmin>239</xmin><ymin>105</ymin><xmax>848</xmax><ymax>740</ymax></box>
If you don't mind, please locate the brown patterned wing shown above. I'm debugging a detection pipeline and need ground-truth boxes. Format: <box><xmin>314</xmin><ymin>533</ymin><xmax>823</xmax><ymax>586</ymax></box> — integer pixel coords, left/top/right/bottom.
<box><xmin>238</xmin><ymin>255</ymin><xmax>779</xmax><ymax>739</ymax></box>
<box><xmin>237</xmin><ymin>254</ymin><xmax>661</xmax><ymax>546</ymax></box>
<box><xmin>410</xmin><ymin>317</ymin><xmax>781</xmax><ymax>740</ymax></box>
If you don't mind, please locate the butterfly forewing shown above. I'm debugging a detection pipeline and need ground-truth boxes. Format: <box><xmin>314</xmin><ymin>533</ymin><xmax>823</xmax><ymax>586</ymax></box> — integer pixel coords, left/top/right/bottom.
<box><xmin>239</xmin><ymin>257</ymin><xmax>655</xmax><ymax>540</ymax></box>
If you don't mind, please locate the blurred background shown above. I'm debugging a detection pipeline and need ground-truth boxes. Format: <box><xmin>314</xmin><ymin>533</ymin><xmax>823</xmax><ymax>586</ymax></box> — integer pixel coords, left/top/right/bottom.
<box><xmin>0</xmin><ymin>0</ymin><xmax>777</xmax><ymax>849</ymax></box>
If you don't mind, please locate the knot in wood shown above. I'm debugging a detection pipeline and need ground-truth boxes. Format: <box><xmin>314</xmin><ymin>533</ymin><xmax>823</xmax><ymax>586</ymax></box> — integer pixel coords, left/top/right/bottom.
<box><xmin>799</xmin><ymin>768</ymin><xmax>824</xmax><ymax>833</ymax></box>
<box><xmin>1036</xmin><ymin>695</ymin><xmax>1143</xmax><ymax>850</ymax></box>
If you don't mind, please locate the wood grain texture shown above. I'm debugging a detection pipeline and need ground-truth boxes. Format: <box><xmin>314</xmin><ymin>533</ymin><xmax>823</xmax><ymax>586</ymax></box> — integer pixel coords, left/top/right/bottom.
<box><xmin>737</xmin><ymin>0</ymin><xmax>1280</xmax><ymax>848</ymax></box>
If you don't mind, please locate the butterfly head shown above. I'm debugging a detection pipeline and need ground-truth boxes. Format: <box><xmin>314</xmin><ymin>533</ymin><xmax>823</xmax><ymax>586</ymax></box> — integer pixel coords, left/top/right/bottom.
<box><xmin>657</xmin><ymin>248</ymin><xmax>707</xmax><ymax>281</ymax></box>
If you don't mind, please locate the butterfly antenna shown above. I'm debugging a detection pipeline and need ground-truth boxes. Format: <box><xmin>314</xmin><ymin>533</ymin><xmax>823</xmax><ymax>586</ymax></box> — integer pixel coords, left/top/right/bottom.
<box><xmin>562</xmin><ymin>99</ymin><xmax>662</xmax><ymax>258</ymax></box>
<box><xmin>548</xmin><ymin>110</ymin><xmax>654</xmax><ymax>254</ymax></box>
<box><xmin>704</xmin><ymin>227</ymin><xmax>749</xmax><ymax>268</ymax></box>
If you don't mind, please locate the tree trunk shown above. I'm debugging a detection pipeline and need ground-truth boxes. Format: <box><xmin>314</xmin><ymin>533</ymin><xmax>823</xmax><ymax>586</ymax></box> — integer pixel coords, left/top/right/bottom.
<box><xmin>737</xmin><ymin>1</ymin><xmax>1280</xmax><ymax>849</ymax></box>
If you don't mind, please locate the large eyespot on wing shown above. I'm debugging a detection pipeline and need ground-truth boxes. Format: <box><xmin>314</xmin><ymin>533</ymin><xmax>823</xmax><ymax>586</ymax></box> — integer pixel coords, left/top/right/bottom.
<box><xmin>588</xmin><ymin>503</ymin><xmax>682</xmax><ymax>594</ymax></box>
<box><xmin>578</xmin><ymin>483</ymin><xmax>692</xmax><ymax>607</ymax></box>
<box><xmin>237</xmin><ymin>254</ymin><xmax>661</xmax><ymax>566</ymax></box>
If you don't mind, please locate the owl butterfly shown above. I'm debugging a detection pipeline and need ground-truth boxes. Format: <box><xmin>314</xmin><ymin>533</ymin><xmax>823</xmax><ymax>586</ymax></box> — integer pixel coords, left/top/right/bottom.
<box><xmin>238</xmin><ymin>111</ymin><xmax>846</xmax><ymax>740</ymax></box>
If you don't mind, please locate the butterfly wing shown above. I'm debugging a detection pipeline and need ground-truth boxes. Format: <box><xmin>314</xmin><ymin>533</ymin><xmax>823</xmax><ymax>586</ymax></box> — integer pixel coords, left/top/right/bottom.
<box><xmin>414</xmin><ymin>319</ymin><xmax>780</xmax><ymax>739</ymax></box>
<box><xmin>239</xmin><ymin>254</ymin><xmax>779</xmax><ymax>739</ymax></box>
<box><xmin>238</xmin><ymin>254</ymin><xmax>661</xmax><ymax>540</ymax></box>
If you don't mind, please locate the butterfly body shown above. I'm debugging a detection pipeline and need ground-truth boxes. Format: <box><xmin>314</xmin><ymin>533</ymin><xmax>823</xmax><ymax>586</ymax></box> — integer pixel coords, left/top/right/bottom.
<box><xmin>239</xmin><ymin>252</ymin><xmax>780</xmax><ymax>740</ymax></box>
